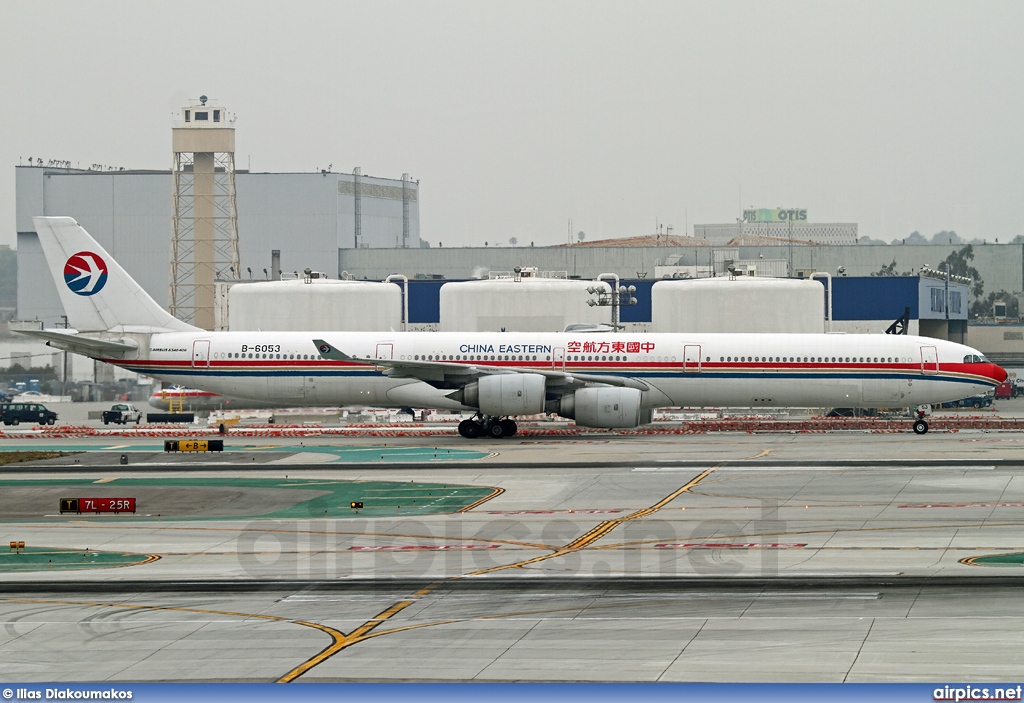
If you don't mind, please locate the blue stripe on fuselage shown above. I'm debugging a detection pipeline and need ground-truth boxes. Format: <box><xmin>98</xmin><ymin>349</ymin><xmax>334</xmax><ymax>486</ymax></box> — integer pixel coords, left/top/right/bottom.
<box><xmin>121</xmin><ymin>366</ymin><xmax>994</xmax><ymax>387</ymax></box>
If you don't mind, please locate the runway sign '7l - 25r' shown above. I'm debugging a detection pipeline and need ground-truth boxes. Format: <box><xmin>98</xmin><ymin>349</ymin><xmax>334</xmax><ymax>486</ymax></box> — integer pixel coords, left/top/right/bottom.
<box><xmin>59</xmin><ymin>498</ymin><xmax>136</xmax><ymax>514</ymax></box>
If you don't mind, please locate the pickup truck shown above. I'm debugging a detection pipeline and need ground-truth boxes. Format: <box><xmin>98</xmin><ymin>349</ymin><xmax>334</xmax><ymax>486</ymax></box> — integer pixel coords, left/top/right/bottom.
<box><xmin>102</xmin><ymin>403</ymin><xmax>143</xmax><ymax>425</ymax></box>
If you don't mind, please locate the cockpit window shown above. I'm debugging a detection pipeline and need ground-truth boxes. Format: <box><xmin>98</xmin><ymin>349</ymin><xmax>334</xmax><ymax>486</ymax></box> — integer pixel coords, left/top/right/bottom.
<box><xmin>963</xmin><ymin>354</ymin><xmax>989</xmax><ymax>363</ymax></box>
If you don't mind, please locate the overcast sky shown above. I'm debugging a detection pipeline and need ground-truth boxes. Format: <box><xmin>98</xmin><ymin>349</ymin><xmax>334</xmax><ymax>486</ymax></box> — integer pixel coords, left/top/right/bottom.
<box><xmin>1</xmin><ymin>0</ymin><xmax>1022</xmax><ymax>250</ymax></box>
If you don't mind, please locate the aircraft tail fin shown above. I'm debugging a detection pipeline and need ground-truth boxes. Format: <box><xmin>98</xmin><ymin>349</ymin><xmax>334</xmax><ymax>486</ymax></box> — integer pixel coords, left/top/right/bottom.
<box><xmin>32</xmin><ymin>216</ymin><xmax>197</xmax><ymax>333</ymax></box>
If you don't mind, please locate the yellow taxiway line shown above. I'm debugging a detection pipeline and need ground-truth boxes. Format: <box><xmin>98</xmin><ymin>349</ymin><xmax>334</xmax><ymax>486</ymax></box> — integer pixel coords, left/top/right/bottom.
<box><xmin>467</xmin><ymin>468</ymin><xmax>715</xmax><ymax>575</ymax></box>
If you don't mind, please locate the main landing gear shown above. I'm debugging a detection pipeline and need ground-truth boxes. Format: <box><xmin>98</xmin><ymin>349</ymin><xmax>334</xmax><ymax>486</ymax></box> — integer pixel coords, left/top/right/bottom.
<box><xmin>458</xmin><ymin>415</ymin><xmax>517</xmax><ymax>439</ymax></box>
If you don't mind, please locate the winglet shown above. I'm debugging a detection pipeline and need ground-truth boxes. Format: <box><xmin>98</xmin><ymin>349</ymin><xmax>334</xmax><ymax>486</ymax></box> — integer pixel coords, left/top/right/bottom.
<box><xmin>313</xmin><ymin>339</ymin><xmax>353</xmax><ymax>361</ymax></box>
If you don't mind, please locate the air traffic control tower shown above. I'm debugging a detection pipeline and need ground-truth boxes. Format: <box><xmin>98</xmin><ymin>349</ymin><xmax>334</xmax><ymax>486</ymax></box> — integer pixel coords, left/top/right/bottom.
<box><xmin>169</xmin><ymin>95</ymin><xmax>241</xmax><ymax>330</ymax></box>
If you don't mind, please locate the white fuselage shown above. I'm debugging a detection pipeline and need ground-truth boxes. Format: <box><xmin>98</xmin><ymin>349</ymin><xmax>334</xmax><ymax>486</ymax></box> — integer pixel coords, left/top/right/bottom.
<box><xmin>103</xmin><ymin>331</ymin><xmax>1002</xmax><ymax>411</ymax></box>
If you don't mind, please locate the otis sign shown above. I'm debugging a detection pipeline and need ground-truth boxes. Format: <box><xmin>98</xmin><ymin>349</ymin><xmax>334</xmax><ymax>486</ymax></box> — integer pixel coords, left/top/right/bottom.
<box><xmin>743</xmin><ymin>208</ymin><xmax>807</xmax><ymax>223</ymax></box>
<box><xmin>64</xmin><ymin>251</ymin><xmax>108</xmax><ymax>296</ymax></box>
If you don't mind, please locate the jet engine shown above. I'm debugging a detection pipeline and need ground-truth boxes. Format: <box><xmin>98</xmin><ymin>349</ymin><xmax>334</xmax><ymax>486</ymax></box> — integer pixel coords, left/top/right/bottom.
<box><xmin>457</xmin><ymin>373</ymin><xmax>547</xmax><ymax>416</ymax></box>
<box><xmin>553</xmin><ymin>387</ymin><xmax>651</xmax><ymax>428</ymax></box>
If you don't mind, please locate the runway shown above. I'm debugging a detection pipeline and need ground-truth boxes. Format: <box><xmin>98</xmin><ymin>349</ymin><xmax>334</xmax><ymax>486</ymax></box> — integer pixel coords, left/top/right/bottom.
<box><xmin>2</xmin><ymin>432</ymin><xmax>1024</xmax><ymax>681</ymax></box>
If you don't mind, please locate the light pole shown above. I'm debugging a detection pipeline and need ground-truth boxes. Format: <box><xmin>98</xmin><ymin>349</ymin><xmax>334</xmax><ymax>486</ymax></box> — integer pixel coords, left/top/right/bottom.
<box><xmin>60</xmin><ymin>315</ymin><xmax>69</xmax><ymax>397</ymax></box>
<box><xmin>587</xmin><ymin>279</ymin><xmax>637</xmax><ymax>329</ymax></box>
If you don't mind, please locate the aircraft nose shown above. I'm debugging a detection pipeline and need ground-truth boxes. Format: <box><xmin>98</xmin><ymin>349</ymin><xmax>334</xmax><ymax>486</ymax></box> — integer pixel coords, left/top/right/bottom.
<box><xmin>991</xmin><ymin>364</ymin><xmax>1009</xmax><ymax>384</ymax></box>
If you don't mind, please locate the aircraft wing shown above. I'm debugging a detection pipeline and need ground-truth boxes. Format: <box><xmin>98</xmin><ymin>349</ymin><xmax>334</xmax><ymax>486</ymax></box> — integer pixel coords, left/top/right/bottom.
<box><xmin>16</xmin><ymin>329</ymin><xmax>139</xmax><ymax>357</ymax></box>
<box><xmin>312</xmin><ymin>338</ymin><xmax>649</xmax><ymax>391</ymax></box>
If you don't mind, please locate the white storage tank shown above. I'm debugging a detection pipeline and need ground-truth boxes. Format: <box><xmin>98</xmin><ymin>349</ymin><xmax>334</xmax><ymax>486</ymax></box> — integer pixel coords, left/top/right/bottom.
<box><xmin>228</xmin><ymin>277</ymin><xmax>402</xmax><ymax>331</ymax></box>
<box><xmin>440</xmin><ymin>271</ymin><xmax>613</xmax><ymax>332</ymax></box>
<box><xmin>652</xmin><ymin>277</ymin><xmax>825</xmax><ymax>333</ymax></box>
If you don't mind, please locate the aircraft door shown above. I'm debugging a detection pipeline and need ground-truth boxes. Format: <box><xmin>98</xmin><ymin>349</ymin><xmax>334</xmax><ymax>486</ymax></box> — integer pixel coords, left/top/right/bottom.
<box><xmin>376</xmin><ymin>343</ymin><xmax>394</xmax><ymax>360</ymax></box>
<box><xmin>920</xmin><ymin>346</ymin><xmax>939</xmax><ymax>375</ymax></box>
<box><xmin>553</xmin><ymin>347</ymin><xmax>565</xmax><ymax>371</ymax></box>
<box><xmin>683</xmin><ymin>345</ymin><xmax>701</xmax><ymax>373</ymax></box>
<box><xmin>191</xmin><ymin>340</ymin><xmax>210</xmax><ymax>368</ymax></box>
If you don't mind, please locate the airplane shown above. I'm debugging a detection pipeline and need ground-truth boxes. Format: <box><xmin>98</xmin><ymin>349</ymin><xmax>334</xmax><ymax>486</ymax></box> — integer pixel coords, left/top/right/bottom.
<box><xmin>147</xmin><ymin>386</ymin><xmax>281</xmax><ymax>411</ymax></box>
<box><xmin>20</xmin><ymin>216</ymin><xmax>1007</xmax><ymax>438</ymax></box>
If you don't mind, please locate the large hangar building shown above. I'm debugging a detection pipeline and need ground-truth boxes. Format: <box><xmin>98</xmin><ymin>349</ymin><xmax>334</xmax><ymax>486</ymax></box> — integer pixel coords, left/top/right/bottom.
<box><xmin>15</xmin><ymin>163</ymin><xmax>420</xmax><ymax>327</ymax></box>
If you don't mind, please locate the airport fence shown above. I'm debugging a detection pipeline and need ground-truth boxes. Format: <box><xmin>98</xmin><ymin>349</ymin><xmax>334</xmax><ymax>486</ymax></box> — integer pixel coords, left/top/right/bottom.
<box><xmin>2</xmin><ymin>416</ymin><xmax>1024</xmax><ymax>439</ymax></box>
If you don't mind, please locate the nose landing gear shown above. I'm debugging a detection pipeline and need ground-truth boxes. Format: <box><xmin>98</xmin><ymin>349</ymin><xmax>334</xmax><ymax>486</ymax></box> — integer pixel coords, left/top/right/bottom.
<box><xmin>912</xmin><ymin>408</ymin><xmax>929</xmax><ymax>435</ymax></box>
<box><xmin>458</xmin><ymin>415</ymin><xmax>518</xmax><ymax>439</ymax></box>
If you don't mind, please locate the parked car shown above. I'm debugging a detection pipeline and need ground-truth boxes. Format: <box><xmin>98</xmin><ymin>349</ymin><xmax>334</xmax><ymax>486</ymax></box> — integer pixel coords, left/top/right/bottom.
<box><xmin>102</xmin><ymin>403</ymin><xmax>143</xmax><ymax>425</ymax></box>
<box><xmin>0</xmin><ymin>402</ymin><xmax>58</xmax><ymax>426</ymax></box>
